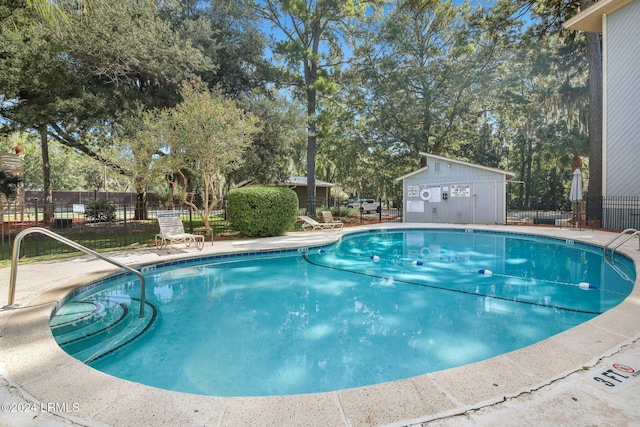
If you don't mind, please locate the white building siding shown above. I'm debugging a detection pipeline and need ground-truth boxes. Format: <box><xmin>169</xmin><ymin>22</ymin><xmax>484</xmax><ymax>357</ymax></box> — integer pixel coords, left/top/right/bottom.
<box><xmin>606</xmin><ymin>0</ymin><xmax>640</xmax><ymax>196</ymax></box>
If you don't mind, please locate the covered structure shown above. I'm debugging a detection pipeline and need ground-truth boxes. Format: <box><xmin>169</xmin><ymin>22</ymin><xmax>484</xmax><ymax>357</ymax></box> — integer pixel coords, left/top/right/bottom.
<box><xmin>235</xmin><ymin>176</ymin><xmax>335</xmax><ymax>211</ymax></box>
<box><xmin>397</xmin><ymin>153</ymin><xmax>515</xmax><ymax>225</ymax></box>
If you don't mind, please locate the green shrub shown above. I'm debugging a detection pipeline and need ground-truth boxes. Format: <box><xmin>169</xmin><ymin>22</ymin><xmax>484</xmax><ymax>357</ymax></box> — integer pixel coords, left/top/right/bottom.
<box><xmin>85</xmin><ymin>199</ymin><xmax>116</xmax><ymax>222</ymax></box>
<box><xmin>227</xmin><ymin>187</ymin><xmax>298</xmax><ymax>237</ymax></box>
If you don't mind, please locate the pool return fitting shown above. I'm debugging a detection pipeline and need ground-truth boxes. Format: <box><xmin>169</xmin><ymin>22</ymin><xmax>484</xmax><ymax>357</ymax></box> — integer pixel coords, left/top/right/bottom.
<box><xmin>4</xmin><ymin>227</ymin><xmax>146</xmax><ymax>318</ymax></box>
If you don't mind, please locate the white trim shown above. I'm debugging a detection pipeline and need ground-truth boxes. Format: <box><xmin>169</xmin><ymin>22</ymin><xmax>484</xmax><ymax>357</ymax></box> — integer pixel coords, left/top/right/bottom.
<box><xmin>396</xmin><ymin>153</ymin><xmax>515</xmax><ymax>181</ymax></box>
<box><xmin>401</xmin><ymin>179</ymin><xmax>407</xmax><ymax>222</ymax></box>
<box><xmin>406</xmin><ymin>179</ymin><xmax>511</xmax><ymax>187</ymax></box>
<box><xmin>397</xmin><ymin>164</ymin><xmax>429</xmax><ymax>181</ymax></box>
<box><xmin>472</xmin><ymin>182</ymin><xmax>476</xmax><ymax>223</ymax></box>
<box><xmin>602</xmin><ymin>14</ymin><xmax>608</xmax><ymax>196</ymax></box>
<box><xmin>564</xmin><ymin>0</ymin><xmax>633</xmax><ymax>33</ymax></box>
<box><xmin>494</xmin><ymin>181</ymin><xmax>498</xmax><ymax>224</ymax></box>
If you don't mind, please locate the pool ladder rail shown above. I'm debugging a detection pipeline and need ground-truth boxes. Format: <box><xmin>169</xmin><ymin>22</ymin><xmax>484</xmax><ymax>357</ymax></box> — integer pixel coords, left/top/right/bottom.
<box><xmin>4</xmin><ymin>227</ymin><xmax>146</xmax><ymax>318</ymax></box>
<box><xmin>603</xmin><ymin>228</ymin><xmax>640</xmax><ymax>261</ymax></box>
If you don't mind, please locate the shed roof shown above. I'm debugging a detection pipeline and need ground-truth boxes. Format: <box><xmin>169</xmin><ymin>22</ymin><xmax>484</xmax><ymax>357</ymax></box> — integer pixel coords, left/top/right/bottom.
<box><xmin>396</xmin><ymin>153</ymin><xmax>516</xmax><ymax>181</ymax></box>
<box><xmin>564</xmin><ymin>0</ymin><xmax>634</xmax><ymax>33</ymax></box>
<box><xmin>284</xmin><ymin>176</ymin><xmax>335</xmax><ymax>188</ymax></box>
<box><xmin>235</xmin><ymin>176</ymin><xmax>335</xmax><ymax>188</ymax></box>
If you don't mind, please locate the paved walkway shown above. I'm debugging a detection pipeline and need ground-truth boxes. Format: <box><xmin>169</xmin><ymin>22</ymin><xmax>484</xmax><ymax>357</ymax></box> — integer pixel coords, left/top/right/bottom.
<box><xmin>1</xmin><ymin>224</ymin><xmax>639</xmax><ymax>426</ymax></box>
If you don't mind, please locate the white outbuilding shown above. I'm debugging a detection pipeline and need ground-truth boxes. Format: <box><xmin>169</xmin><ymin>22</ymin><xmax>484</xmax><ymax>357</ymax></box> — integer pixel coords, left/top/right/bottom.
<box><xmin>397</xmin><ymin>153</ymin><xmax>516</xmax><ymax>224</ymax></box>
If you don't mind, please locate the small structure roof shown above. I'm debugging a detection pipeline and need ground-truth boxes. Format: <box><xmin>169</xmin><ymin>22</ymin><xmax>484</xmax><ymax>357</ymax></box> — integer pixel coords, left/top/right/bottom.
<box><xmin>284</xmin><ymin>176</ymin><xmax>335</xmax><ymax>188</ymax></box>
<box><xmin>396</xmin><ymin>152</ymin><xmax>516</xmax><ymax>181</ymax></box>
<box><xmin>235</xmin><ymin>176</ymin><xmax>335</xmax><ymax>188</ymax></box>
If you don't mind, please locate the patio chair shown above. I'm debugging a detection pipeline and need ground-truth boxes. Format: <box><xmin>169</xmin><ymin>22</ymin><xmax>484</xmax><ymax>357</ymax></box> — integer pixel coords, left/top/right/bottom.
<box><xmin>298</xmin><ymin>215</ymin><xmax>337</xmax><ymax>231</ymax></box>
<box><xmin>321</xmin><ymin>211</ymin><xmax>343</xmax><ymax>229</ymax></box>
<box><xmin>155</xmin><ymin>212</ymin><xmax>205</xmax><ymax>252</ymax></box>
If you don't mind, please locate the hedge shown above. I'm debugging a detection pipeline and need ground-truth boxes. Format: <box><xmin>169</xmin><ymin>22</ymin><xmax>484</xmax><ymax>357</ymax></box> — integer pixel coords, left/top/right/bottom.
<box><xmin>226</xmin><ymin>187</ymin><xmax>298</xmax><ymax>237</ymax></box>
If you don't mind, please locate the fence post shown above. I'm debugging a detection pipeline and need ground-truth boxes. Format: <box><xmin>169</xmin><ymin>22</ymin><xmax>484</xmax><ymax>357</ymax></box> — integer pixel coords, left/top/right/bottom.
<box><xmin>379</xmin><ymin>197</ymin><xmax>382</xmax><ymax>222</ymax></box>
<box><xmin>0</xmin><ymin>199</ymin><xmax>4</xmax><ymax>260</ymax></box>
<box><xmin>123</xmin><ymin>201</ymin><xmax>128</xmax><ymax>246</ymax></box>
<box><xmin>189</xmin><ymin>207</ymin><xmax>193</xmax><ymax>233</ymax></box>
<box><xmin>34</xmin><ymin>198</ymin><xmax>40</xmax><ymax>257</ymax></box>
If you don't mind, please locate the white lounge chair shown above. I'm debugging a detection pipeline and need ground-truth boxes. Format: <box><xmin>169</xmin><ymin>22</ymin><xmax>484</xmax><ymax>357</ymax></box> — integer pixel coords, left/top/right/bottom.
<box><xmin>298</xmin><ymin>215</ymin><xmax>338</xmax><ymax>231</ymax></box>
<box><xmin>155</xmin><ymin>212</ymin><xmax>205</xmax><ymax>252</ymax></box>
<box><xmin>321</xmin><ymin>211</ymin><xmax>343</xmax><ymax>229</ymax></box>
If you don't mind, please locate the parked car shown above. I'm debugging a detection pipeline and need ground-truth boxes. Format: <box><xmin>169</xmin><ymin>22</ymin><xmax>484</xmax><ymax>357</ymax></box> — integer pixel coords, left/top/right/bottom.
<box><xmin>340</xmin><ymin>198</ymin><xmax>359</xmax><ymax>206</ymax></box>
<box><xmin>348</xmin><ymin>199</ymin><xmax>381</xmax><ymax>213</ymax></box>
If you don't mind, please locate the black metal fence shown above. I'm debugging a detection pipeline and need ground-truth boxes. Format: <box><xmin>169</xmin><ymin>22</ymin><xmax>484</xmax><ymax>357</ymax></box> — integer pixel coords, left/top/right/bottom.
<box><xmin>507</xmin><ymin>196</ymin><xmax>640</xmax><ymax>231</ymax></box>
<box><xmin>0</xmin><ymin>199</ymin><xmax>236</xmax><ymax>260</ymax></box>
<box><xmin>331</xmin><ymin>198</ymin><xmax>403</xmax><ymax>224</ymax></box>
<box><xmin>599</xmin><ymin>196</ymin><xmax>640</xmax><ymax>230</ymax></box>
<box><xmin>10</xmin><ymin>195</ymin><xmax>636</xmax><ymax>261</ymax></box>
<box><xmin>0</xmin><ymin>197</ymin><xmax>404</xmax><ymax>260</ymax></box>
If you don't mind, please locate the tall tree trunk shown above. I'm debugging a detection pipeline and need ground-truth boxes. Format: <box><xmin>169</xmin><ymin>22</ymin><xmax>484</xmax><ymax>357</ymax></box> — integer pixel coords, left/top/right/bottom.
<box><xmin>39</xmin><ymin>125</ymin><xmax>54</xmax><ymax>224</ymax></box>
<box><xmin>306</xmin><ymin>96</ymin><xmax>317</xmax><ymax>215</ymax></box>
<box><xmin>135</xmin><ymin>190</ymin><xmax>147</xmax><ymax>220</ymax></box>
<box><xmin>517</xmin><ymin>142</ymin><xmax>525</xmax><ymax>206</ymax></box>
<box><xmin>304</xmin><ymin>27</ymin><xmax>321</xmax><ymax>216</ymax></box>
<box><xmin>524</xmin><ymin>137</ymin><xmax>533</xmax><ymax>208</ymax></box>
<box><xmin>580</xmin><ymin>0</ymin><xmax>603</xmax><ymax>223</ymax></box>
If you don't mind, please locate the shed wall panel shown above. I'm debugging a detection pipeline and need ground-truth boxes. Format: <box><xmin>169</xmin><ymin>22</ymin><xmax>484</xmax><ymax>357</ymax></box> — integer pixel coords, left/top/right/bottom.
<box><xmin>402</xmin><ymin>159</ymin><xmax>508</xmax><ymax>224</ymax></box>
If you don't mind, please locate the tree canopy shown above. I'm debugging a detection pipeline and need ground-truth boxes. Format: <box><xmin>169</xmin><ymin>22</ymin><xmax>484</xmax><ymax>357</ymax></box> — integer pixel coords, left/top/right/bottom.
<box><xmin>150</xmin><ymin>79</ymin><xmax>259</xmax><ymax>228</ymax></box>
<box><xmin>0</xmin><ymin>0</ymin><xmax>596</xmax><ymax>215</ymax></box>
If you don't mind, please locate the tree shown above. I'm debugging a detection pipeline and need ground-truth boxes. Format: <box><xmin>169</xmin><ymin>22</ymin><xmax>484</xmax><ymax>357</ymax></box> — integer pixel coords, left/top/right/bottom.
<box><xmin>507</xmin><ymin>0</ymin><xmax>601</xmax><ymax>218</ymax></box>
<box><xmin>110</xmin><ymin>113</ymin><xmax>164</xmax><ymax>219</ymax></box>
<box><xmin>312</xmin><ymin>72</ymin><xmax>400</xmax><ymax>200</ymax></box>
<box><xmin>0</xmin><ymin>3</ymin><xmax>87</xmax><ymax>222</ymax></box>
<box><xmin>230</xmin><ymin>90</ymin><xmax>306</xmax><ymax>186</ymax></box>
<box><xmin>352</xmin><ymin>0</ymin><xmax>510</xmax><ymax>170</ymax></box>
<box><xmin>492</xmin><ymin>30</ymin><xmax>589</xmax><ymax>208</ymax></box>
<box><xmin>158</xmin><ymin>0</ymin><xmax>271</xmax><ymax>97</ymax></box>
<box><xmin>1</xmin><ymin>1</ymin><xmax>212</xmax><ymax>220</ymax></box>
<box><xmin>152</xmin><ymin>80</ymin><xmax>259</xmax><ymax>229</ymax></box>
<box><xmin>578</xmin><ymin>0</ymin><xmax>602</xmax><ymax>222</ymax></box>
<box><xmin>256</xmin><ymin>0</ymin><xmax>378</xmax><ymax>213</ymax></box>
<box><xmin>0</xmin><ymin>171</ymin><xmax>21</xmax><ymax>200</ymax></box>
<box><xmin>25</xmin><ymin>0</ymin><xmax>87</xmax><ymax>26</ymax></box>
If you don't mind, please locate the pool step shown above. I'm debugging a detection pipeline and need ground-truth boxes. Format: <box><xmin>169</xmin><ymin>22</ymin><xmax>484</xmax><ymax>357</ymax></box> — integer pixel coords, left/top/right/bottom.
<box><xmin>50</xmin><ymin>301</ymin><xmax>104</xmax><ymax>335</ymax></box>
<box><xmin>55</xmin><ymin>305</ymin><xmax>133</xmax><ymax>356</ymax></box>
<box><xmin>51</xmin><ymin>299</ymin><xmax>157</xmax><ymax>364</ymax></box>
<box><xmin>52</xmin><ymin>301</ymin><xmax>130</xmax><ymax>346</ymax></box>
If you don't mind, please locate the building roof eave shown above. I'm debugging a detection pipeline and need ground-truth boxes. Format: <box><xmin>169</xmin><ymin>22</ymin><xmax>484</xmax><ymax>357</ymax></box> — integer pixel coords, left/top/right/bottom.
<box><xmin>564</xmin><ymin>0</ymin><xmax>634</xmax><ymax>33</ymax></box>
<box><xmin>396</xmin><ymin>153</ymin><xmax>516</xmax><ymax>182</ymax></box>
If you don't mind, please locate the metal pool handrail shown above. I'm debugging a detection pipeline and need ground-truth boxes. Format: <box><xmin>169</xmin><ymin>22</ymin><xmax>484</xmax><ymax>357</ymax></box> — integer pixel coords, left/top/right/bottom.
<box><xmin>603</xmin><ymin>228</ymin><xmax>640</xmax><ymax>260</ymax></box>
<box><xmin>6</xmin><ymin>227</ymin><xmax>146</xmax><ymax>318</ymax></box>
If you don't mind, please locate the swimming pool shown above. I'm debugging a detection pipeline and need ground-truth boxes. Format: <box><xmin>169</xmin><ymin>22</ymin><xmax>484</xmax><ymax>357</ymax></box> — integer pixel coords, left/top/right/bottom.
<box><xmin>50</xmin><ymin>229</ymin><xmax>635</xmax><ymax>397</ymax></box>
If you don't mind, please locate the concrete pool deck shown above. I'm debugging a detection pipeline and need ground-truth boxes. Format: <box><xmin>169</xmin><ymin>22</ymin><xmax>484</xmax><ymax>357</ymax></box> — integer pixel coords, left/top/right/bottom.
<box><xmin>1</xmin><ymin>223</ymin><xmax>639</xmax><ymax>426</ymax></box>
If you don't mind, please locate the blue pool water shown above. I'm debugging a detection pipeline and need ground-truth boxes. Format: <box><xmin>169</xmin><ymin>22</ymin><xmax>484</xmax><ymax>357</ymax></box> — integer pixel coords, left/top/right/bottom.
<box><xmin>51</xmin><ymin>229</ymin><xmax>635</xmax><ymax>396</ymax></box>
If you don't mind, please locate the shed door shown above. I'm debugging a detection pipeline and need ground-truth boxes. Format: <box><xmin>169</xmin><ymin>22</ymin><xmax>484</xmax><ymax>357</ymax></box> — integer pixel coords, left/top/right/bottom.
<box><xmin>474</xmin><ymin>182</ymin><xmax>496</xmax><ymax>224</ymax></box>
